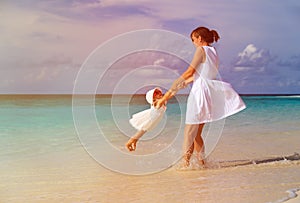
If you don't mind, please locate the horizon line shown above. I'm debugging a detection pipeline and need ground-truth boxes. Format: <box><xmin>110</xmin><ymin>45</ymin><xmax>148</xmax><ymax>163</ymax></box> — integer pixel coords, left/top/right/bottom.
<box><xmin>0</xmin><ymin>93</ymin><xmax>299</xmax><ymax>96</ymax></box>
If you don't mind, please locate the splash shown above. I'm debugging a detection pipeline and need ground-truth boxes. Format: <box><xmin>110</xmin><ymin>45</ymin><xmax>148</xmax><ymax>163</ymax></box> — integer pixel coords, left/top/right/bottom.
<box><xmin>175</xmin><ymin>152</ymin><xmax>300</xmax><ymax>170</ymax></box>
<box><xmin>269</xmin><ymin>188</ymin><xmax>300</xmax><ymax>203</ymax></box>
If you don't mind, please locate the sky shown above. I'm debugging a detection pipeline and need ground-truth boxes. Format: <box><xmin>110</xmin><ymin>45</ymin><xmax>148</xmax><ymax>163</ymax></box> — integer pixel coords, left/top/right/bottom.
<box><xmin>1</xmin><ymin>0</ymin><xmax>299</xmax><ymax>94</ymax></box>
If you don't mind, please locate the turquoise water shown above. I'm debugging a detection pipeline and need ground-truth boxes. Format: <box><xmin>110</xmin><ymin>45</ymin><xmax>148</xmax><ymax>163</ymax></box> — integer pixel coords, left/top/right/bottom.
<box><xmin>228</xmin><ymin>96</ymin><xmax>300</xmax><ymax>133</ymax></box>
<box><xmin>1</xmin><ymin>95</ymin><xmax>300</xmax><ymax>202</ymax></box>
<box><xmin>1</xmin><ymin>94</ymin><xmax>299</xmax><ymax>143</ymax></box>
<box><xmin>1</xmin><ymin>95</ymin><xmax>299</xmax><ymax>161</ymax></box>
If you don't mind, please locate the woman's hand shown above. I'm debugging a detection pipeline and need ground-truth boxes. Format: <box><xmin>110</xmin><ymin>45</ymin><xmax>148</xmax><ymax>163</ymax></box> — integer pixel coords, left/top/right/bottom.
<box><xmin>154</xmin><ymin>98</ymin><xmax>165</xmax><ymax>109</ymax></box>
<box><xmin>177</xmin><ymin>80</ymin><xmax>187</xmax><ymax>89</ymax></box>
<box><xmin>126</xmin><ymin>138</ymin><xmax>138</xmax><ymax>151</ymax></box>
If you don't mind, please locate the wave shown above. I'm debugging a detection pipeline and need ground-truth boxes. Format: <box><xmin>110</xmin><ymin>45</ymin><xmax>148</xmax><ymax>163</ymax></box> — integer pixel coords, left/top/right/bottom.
<box><xmin>175</xmin><ymin>152</ymin><xmax>300</xmax><ymax>171</ymax></box>
<box><xmin>215</xmin><ymin>152</ymin><xmax>300</xmax><ymax>168</ymax></box>
<box><xmin>269</xmin><ymin>188</ymin><xmax>300</xmax><ymax>203</ymax></box>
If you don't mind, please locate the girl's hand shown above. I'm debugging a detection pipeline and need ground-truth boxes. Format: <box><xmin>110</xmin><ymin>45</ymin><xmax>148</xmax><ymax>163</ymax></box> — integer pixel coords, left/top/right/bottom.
<box><xmin>126</xmin><ymin>138</ymin><xmax>138</xmax><ymax>151</ymax></box>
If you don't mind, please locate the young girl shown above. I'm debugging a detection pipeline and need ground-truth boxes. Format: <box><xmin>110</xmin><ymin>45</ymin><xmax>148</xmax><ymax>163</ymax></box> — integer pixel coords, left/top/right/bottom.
<box><xmin>155</xmin><ymin>26</ymin><xmax>246</xmax><ymax>167</ymax></box>
<box><xmin>126</xmin><ymin>87</ymin><xmax>166</xmax><ymax>151</ymax></box>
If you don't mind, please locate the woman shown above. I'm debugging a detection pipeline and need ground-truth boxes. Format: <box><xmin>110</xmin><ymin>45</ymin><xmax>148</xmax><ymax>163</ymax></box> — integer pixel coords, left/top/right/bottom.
<box><xmin>155</xmin><ymin>26</ymin><xmax>246</xmax><ymax>167</ymax></box>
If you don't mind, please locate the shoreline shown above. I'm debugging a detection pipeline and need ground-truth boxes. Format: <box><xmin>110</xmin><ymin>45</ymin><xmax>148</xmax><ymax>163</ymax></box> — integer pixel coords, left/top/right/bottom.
<box><xmin>277</xmin><ymin>189</ymin><xmax>300</xmax><ymax>203</ymax></box>
<box><xmin>0</xmin><ymin>93</ymin><xmax>299</xmax><ymax>96</ymax></box>
<box><xmin>1</xmin><ymin>157</ymin><xmax>300</xmax><ymax>203</ymax></box>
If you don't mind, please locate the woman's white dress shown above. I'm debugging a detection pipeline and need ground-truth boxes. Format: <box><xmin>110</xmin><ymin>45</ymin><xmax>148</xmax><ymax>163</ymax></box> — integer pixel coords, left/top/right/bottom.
<box><xmin>186</xmin><ymin>46</ymin><xmax>246</xmax><ymax>124</ymax></box>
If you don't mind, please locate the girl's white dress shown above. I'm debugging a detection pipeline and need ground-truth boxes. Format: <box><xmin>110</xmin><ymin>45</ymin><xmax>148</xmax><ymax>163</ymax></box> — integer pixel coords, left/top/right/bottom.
<box><xmin>129</xmin><ymin>105</ymin><xmax>166</xmax><ymax>131</ymax></box>
<box><xmin>186</xmin><ymin>46</ymin><xmax>246</xmax><ymax>124</ymax></box>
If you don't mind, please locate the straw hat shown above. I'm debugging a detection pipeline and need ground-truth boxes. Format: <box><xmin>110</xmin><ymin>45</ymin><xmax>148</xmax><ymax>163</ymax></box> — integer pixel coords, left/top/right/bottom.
<box><xmin>146</xmin><ymin>87</ymin><xmax>162</xmax><ymax>104</ymax></box>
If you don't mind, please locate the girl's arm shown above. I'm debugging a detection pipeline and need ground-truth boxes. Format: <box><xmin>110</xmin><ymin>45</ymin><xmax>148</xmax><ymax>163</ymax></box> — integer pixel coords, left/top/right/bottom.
<box><xmin>126</xmin><ymin>130</ymin><xmax>146</xmax><ymax>151</ymax></box>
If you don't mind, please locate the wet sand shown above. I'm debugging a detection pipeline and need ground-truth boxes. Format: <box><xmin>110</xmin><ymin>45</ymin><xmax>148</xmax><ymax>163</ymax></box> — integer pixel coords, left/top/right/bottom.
<box><xmin>1</xmin><ymin>144</ymin><xmax>300</xmax><ymax>203</ymax></box>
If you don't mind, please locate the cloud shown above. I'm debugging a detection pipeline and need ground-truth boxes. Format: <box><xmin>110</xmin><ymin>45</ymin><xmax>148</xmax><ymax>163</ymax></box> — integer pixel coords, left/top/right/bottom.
<box><xmin>91</xmin><ymin>49</ymin><xmax>191</xmax><ymax>94</ymax></box>
<box><xmin>0</xmin><ymin>2</ymin><xmax>160</xmax><ymax>93</ymax></box>
<box><xmin>4</xmin><ymin>0</ymin><xmax>223</xmax><ymax>28</ymax></box>
<box><xmin>233</xmin><ymin>44</ymin><xmax>274</xmax><ymax>72</ymax></box>
<box><xmin>277</xmin><ymin>78</ymin><xmax>300</xmax><ymax>88</ymax></box>
<box><xmin>71</xmin><ymin>0</ymin><xmax>102</xmax><ymax>9</ymax></box>
<box><xmin>277</xmin><ymin>55</ymin><xmax>300</xmax><ymax>71</ymax></box>
<box><xmin>2</xmin><ymin>1</ymin><xmax>300</xmax><ymax>94</ymax></box>
<box><xmin>153</xmin><ymin>58</ymin><xmax>165</xmax><ymax>66</ymax></box>
<box><xmin>13</xmin><ymin>0</ymin><xmax>153</xmax><ymax>21</ymax></box>
<box><xmin>220</xmin><ymin>43</ymin><xmax>300</xmax><ymax>94</ymax></box>
<box><xmin>0</xmin><ymin>52</ymin><xmax>80</xmax><ymax>93</ymax></box>
<box><xmin>28</xmin><ymin>31</ymin><xmax>64</xmax><ymax>42</ymax></box>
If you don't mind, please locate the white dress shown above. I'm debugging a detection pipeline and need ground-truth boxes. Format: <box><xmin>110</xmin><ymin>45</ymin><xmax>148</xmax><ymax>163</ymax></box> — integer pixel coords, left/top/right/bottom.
<box><xmin>186</xmin><ymin>46</ymin><xmax>246</xmax><ymax>124</ymax></box>
<box><xmin>129</xmin><ymin>105</ymin><xmax>166</xmax><ymax>131</ymax></box>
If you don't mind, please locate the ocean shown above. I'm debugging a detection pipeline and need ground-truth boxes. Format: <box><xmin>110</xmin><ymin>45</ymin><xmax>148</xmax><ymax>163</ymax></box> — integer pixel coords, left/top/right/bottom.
<box><xmin>0</xmin><ymin>95</ymin><xmax>300</xmax><ymax>203</ymax></box>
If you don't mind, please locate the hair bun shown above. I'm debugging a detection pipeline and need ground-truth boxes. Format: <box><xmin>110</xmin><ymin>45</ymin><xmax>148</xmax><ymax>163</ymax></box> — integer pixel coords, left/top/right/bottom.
<box><xmin>190</xmin><ymin>26</ymin><xmax>220</xmax><ymax>44</ymax></box>
<box><xmin>210</xmin><ymin>29</ymin><xmax>220</xmax><ymax>42</ymax></box>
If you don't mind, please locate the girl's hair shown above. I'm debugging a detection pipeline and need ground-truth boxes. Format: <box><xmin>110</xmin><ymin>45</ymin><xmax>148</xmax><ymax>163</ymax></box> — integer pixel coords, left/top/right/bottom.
<box><xmin>190</xmin><ymin>26</ymin><xmax>220</xmax><ymax>44</ymax></box>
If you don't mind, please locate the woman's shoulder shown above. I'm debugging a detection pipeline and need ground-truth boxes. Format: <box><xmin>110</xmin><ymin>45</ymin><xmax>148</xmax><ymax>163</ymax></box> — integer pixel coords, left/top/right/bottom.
<box><xmin>202</xmin><ymin>45</ymin><xmax>215</xmax><ymax>50</ymax></box>
<box><xmin>202</xmin><ymin>46</ymin><xmax>217</xmax><ymax>56</ymax></box>
<box><xmin>196</xmin><ymin>46</ymin><xmax>215</xmax><ymax>55</ymax></box>
<box><xmin>194</xmin><ymin>46</ymin><xmax>206</xmax><ymax>57</ymax></box>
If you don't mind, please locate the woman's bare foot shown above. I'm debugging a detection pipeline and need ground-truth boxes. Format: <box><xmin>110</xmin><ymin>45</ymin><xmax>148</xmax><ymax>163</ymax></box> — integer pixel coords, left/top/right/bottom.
<box><xmin>183</xmin><ymin>160</ymin><xmax>190</xmax><ymax>168</ymax></box>
<box><xmin>195</xmin><ymin>152</ymin><xmax>206</xmax><ymax>166</ymax></box>
<box><xmin>183</xmin><ymin>152</ymin><xmax>192</xmax><ymax>167</ymax></box>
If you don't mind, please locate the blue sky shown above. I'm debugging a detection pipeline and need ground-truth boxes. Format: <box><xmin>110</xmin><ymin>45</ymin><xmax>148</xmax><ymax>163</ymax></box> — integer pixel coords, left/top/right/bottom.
<box><xmin>1</xmin><ymin>0</ymin><xmax>299</xmax><ymax>94</ymax></box>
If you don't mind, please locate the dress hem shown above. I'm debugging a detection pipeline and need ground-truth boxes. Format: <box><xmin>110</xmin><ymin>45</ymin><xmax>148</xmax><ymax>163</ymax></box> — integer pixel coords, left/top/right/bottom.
<box><xmin>185</xmin><ymin>105</ymin><xmax>246</xmax><ymax>125</ymax></box>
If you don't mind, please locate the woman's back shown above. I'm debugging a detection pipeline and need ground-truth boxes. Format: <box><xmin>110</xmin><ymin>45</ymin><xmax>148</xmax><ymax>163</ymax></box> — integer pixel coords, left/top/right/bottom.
<box><xmin>194</xmin><ymin>46</ymin><xmax>219</xmax><ymax>80</ymax></box>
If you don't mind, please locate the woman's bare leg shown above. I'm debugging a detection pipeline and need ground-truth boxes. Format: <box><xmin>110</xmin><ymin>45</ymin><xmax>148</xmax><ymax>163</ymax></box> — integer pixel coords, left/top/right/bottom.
<box><xmin>183</xmin><ymin>124</ymin><xmax>202</xmax><ymax>167</ymax></box>
<box><xmin>184</xmin><ymin>143</ymin><xmax>194</xmax><ymax>167</ymax></box>
<box><xmin>193</xmin><ymin>123</ymin><xmax>205</xmax><ymax>165</ymax></box>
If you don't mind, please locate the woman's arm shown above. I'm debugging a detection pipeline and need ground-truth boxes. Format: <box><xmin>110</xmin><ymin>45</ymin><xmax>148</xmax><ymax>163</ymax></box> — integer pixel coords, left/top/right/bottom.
<box><xmin>155</xmin><ymin>47</ymin><xmax>204</xmax><ymax>108</ymax></box>
<box><xmin>154</xmin><ymin>67</ymin><xmax>195</xmax><ymax>108</ymax></box>
<box><xmin>174</xmin><ymin>75</ymin><xmax>194</xmax><ymax>90</ymax></box>
<box><xmin>185</xmin><ymin>76</ymin><xmax>194</xmax><ymax>84</ymax></box>
<box><xmin>182</xmin><ymin>75</ymin><xmax>194</xmax><ymax>87</ymax></box>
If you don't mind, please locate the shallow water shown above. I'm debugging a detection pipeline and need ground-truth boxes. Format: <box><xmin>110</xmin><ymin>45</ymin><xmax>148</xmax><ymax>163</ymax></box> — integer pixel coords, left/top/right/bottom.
<box><xmin>0</xmin><ymin>95</ymin><xmax>300</xmax><ymax>202</ymax></box>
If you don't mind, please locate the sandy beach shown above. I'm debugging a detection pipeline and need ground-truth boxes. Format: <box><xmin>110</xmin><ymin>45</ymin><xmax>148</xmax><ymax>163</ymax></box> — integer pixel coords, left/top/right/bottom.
<box><xmin>1</xmin><ymin>130</ymin><xmax>300</xmax><ymax>203</ymax></box>
<box><xmin>1</xmin><ymin>154</ymin><xmax>300</xmax><ymax>203</ymax></box>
